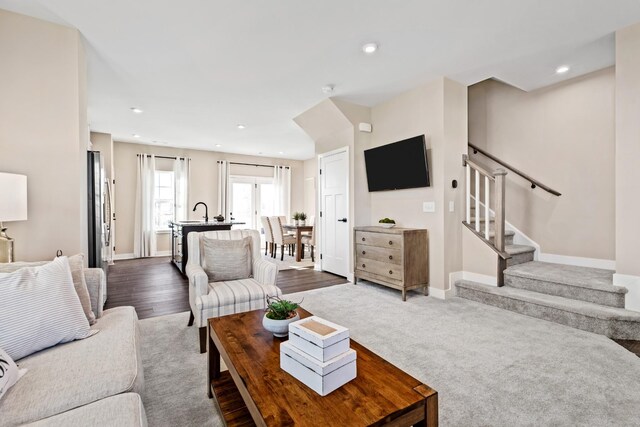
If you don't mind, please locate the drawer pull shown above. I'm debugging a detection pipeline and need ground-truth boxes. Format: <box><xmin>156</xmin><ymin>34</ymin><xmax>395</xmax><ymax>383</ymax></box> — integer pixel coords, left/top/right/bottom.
<box><xmin>389</xmin><ymin>270</ymin><xmax>393</xmax><ymax>275</ymax></box>
<box><xmin>362</xmin><ymin>237</ymin><xmax>366</xmax><ymax>242</ymax></box>
<box><xmin>388</xmin><ymin>255</ymin><xmax>393</xmax><ymax>260</ymax></box>
<box><xmin>362</xmin><ymin>251</ymin><xmax>366</xmax><ymax>255</ymax></box>
<box><xmin>362</xmin><ymin>264</ymin><xmax>366</xmax><ymax>268</ymax></box>
<box><xmin>389</xmin><ymin>240</ymin><xmax>393</xmax><ymax>245</ymax></box>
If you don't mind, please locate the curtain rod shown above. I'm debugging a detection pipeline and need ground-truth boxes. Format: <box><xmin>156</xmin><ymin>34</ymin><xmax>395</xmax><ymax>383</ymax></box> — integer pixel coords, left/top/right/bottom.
<box><xmin>137</xmin><ymin>154</ymin><xmax>189</xmax><ymax>161</ymax></box>
<box><xmin>218</xmin><ymin>160</ymin><xmax>289</xmax><ymax>169</ymax></box>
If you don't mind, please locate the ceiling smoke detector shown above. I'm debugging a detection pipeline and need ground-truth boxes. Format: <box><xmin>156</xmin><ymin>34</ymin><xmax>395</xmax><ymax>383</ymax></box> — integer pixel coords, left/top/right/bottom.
<box><xmin>322</xmin><ymin>85</ymin><xmax>335</xmax><ymax>94</ymax></box>
<box><xmin>362</xmin><ymin>42</ymin><xmax>378</xmax><ymax>54</ymax></box>
<box><xmin>130</xmin><ymin>107</ymin><xmax>143</xmax><ymax>114</ymax></box>
<box><xmin>132</xmin><ymin>134</ymin><xmax>140</xmax><ymax>138</ymax></box>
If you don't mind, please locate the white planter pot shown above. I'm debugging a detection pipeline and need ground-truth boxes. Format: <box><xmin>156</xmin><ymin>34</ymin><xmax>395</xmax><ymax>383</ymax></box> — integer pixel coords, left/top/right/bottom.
<box><xmin>300</xmin><ymin>220</ymin><xmax>306</xmax><ymax>226</ymax></box>
<box><xmin>263</xmin><ymin>312</ymin><xmax>300</xmax><ymax>337</ymax></box>
<box><xmin>294</xmin><ymin>220</ymin><xmax>299</xmax><ymax>226</ymax></box>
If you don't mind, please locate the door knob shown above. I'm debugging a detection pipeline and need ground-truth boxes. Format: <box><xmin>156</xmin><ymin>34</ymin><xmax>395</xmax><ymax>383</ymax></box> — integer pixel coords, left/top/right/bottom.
<box><xmin>338</xmin><ymin>218</ymin><xmax>347</xmax><ymax>223</ymax></box>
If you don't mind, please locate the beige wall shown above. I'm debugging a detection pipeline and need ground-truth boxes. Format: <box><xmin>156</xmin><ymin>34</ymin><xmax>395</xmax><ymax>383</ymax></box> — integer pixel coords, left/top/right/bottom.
<box><xmin>303</xmin><ymin>158</ymin><xmax>317</xmax><ymax>221</ymax></box>
<box><xmin>113</xmin><ymin>141</ymin><xmax>304</xmax><ymax>255</ymax></box>
<box><xmin>0</xmin><ymin>10</ymin><xmax>88</xmax><ymax>261</ymax></box>
<box><xmin>616</xmin><ymin>24</ymin><xmax>640</xmax><ymax>278</ymax></box>
<box><xmin>369</xmin><ymin>78</ymin><xmax>467</xmax><ymax>291</ymax></box>
<box><xmin>468</xmin><ymin>68</ymin><xmax>616</xmax><ymax>260</ymax></box>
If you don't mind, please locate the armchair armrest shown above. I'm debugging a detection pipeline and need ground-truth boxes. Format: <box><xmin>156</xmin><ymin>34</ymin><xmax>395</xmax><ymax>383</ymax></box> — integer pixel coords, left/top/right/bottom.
<box><xmin>84</xmin><ymin>268</ymin><xmax>105</xmax><ymax>319</ymax></box>
<box><xmin>253</xmin><ymin>259</ymin><xmax>278</xmax><ymax>286</ymax></box>
<box><xmin>186</xmin><ymin>263</ymin><xmax>209</xmax><ymax>297</ymax></box>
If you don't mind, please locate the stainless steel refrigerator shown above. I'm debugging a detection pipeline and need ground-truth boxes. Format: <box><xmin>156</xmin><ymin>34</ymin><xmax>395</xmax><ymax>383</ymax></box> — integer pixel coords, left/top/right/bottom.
<box><xmin>87</xmin><ymin>151</ymin><xmax>111</xmax><ymax>272</ymax></box>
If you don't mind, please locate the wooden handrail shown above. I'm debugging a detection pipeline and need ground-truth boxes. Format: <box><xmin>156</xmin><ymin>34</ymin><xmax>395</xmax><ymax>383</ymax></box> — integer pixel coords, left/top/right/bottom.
<box><xmin>468</xmin><ymin>142</ymin><xmax>561</xmax><ymax>196</ymax></box>
<box><xmin>464</xmin><ymin>158</ymin><xmax>496</xmax><ymax>181</ymax></box>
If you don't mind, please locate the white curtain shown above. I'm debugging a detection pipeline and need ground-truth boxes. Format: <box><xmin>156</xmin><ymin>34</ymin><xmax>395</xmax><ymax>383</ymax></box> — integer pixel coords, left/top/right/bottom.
<box><xmin>174</xmin><ymin>157</ymin><xmax>190</xmax><ymax>222</ymax></box>
<box><xmin>217</xmin><ymin>160</ymin><xmax>230</xmax><ymax>219</ymax></box>
<box><xmin>134</xmin><ymin>154</ymin><xmax>156</xmax><ymax>258</ymax></box>
<box><xmin>273</xmin><ymin>165</ymin><xmax>291</xmax><ymax>219</ymax></box>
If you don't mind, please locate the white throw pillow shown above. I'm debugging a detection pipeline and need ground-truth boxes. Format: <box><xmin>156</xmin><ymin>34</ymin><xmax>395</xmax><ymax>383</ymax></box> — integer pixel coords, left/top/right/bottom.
<box><xmin>0</xmin><ymin>347</ymin><xmax>27</xmax><ymax>401</ymax></box>
<box><xmin>0</xmin><ymin>256</ymin><xmax>98</xmax><ymax>361</ymax></box>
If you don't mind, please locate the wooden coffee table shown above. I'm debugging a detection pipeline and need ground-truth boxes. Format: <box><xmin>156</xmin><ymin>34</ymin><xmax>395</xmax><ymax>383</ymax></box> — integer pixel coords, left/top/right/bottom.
<box><xmin>207</xmin><ymin>308</ymin><xmax>438</xmax><ymax>426</ymax></box>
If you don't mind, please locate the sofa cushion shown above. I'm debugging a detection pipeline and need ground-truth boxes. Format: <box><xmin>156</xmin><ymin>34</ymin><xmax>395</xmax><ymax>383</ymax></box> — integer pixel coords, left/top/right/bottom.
<box><xmin>0</xmin><ymin>257</ymin><xmax>97</xmax><ymax>361</ymax></box>
<box><xmin>0</xmin><ymin>307</ymin><xmax>144</xmax><ymax>426</ymax></box>
<box><xmin>201</xmin><ymin>236</ymin><xmax>252</xmax><ymax>282</ymax></box>
<box><xmin>24</xmin><ymin>393</ymin><xmax>147</xmax><ymax>427</ymax></box>
<box><xmin>197</xmin><ymin>278</ymin><xmax>281</xmax><ymax>319</ymax></box>
<box><xmin>67</xmin><ymin>254</ymin><xmax>97</xmax><ymax>325</ymax></box>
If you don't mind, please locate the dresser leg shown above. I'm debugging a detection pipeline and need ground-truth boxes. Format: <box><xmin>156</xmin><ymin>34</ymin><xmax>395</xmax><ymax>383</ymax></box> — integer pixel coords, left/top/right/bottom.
<box><xmin>402</xmin><ymin>289</ymin><xmax>406</xmax><ymax>301</ymax></box>
<box><xmin>423</xmin><ymin>286</ymin><xmax>428</xmax><ymax>296</ymax></box>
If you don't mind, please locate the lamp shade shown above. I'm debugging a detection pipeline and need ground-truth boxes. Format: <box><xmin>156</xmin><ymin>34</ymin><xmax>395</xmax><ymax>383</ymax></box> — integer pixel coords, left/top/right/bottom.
<box><xmin>0</xmin><ymin>172</ymin><xmax>28</xmax><ymax>222</ymax></box>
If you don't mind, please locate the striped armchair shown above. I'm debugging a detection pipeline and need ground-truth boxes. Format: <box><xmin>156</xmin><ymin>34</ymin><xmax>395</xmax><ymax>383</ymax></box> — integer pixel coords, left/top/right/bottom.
<box><xmin>185</xmin><ymin>229</ymin><xmax>281</xmax><ymax>353</ymax></box>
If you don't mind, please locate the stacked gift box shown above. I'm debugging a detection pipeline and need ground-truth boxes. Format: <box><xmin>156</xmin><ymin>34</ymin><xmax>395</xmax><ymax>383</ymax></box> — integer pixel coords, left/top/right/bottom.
<box><xmin>280</xmin><ymin>316</ymin><xmax>357</xmax><ymax>396</ymax></box>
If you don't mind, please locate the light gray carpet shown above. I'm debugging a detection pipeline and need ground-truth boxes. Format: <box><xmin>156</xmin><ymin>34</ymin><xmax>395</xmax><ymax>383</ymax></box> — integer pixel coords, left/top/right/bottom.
<box><xmin>139</xmin><ymin>313</ymin><xmax>223</xmax><ymax>427</ymax></box>
<box><xmin>139</xmin><ymin>282</ymin><xmax>640</xmax><ymax>426</ymax></box>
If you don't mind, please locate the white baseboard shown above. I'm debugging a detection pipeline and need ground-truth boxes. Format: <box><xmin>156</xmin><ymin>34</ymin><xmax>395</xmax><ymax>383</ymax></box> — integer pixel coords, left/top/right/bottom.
<box><xmin>428</xmin><ymin>286</ymin><xmax>455</xmax><ymax>300</ymax></box>
<box><xmin>113</xmin><ymin>251</ymin><xmax>171</xmax><ymax>261</ymax></box>
<box><xmin>538</xmin><ymin>253</ymin><xmax>615</xmax><ymax>270</ymax></box>
<box><xmin>440</xmin><ymin>271</ymin><xmax>498</xmax><ymax>300</ymax></box>
<box><xmin>614</xmin><ymin>273</ymin><xmax>640</xmax><ymax>312</ymax></box>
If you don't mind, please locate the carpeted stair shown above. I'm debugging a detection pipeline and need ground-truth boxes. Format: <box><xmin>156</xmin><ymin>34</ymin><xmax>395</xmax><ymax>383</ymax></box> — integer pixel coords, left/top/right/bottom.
<box><xmin>467</xmin><ymin>218</ymin><xmax>535</xmax><ymax>267</ymax></box>
<box><xmin>456</xmin><ymin>261</ymin><xmax>640</xmax><ymax>340</ymax></box>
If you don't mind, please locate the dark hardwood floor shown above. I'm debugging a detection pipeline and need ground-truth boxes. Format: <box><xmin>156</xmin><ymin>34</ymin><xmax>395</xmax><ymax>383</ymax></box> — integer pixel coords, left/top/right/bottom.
<box><xmin>105</xmin><ymin>257</ymin><xmax>346</xmax><ymax>320</ymax></box>
<box><xmin>104</xmin><ymin>257</ymin><xmax>640</xmax><ymax>357</ymax></box>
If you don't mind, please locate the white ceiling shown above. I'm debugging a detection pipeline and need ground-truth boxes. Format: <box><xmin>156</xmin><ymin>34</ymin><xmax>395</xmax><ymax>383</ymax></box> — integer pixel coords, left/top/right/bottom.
<box><xmin>2</xmin><ymin>0</ymin><xmax>640</xmax><ymax>160</ymax></box>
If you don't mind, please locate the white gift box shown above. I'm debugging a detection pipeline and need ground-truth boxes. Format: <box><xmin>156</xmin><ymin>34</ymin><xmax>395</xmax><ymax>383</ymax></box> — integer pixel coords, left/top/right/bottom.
<box><xmin>280</xmin><ymin>340</ymin><xmax>356</xmax><ymax>396</ymax></box>
<box><xmin>288</xmin><ymin>316</ymin><xmax>350</xmax><ymax>362</ymax></box>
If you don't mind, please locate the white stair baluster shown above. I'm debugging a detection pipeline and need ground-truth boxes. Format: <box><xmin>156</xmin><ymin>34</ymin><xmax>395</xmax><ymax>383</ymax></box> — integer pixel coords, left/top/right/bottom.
<box><xmin>475</xmin><ymin>170</ymin><xmax>480</xmax><ymax>232</ymax></box>
<box><xmin>484</xmin><ymin>176</ymin><xmax>490</xmax><ymax>240</ymax></box>
<box><xmin>466</xmin><ymin>165</ymin><xmax>471</xmax><ymax>223</ymax></box>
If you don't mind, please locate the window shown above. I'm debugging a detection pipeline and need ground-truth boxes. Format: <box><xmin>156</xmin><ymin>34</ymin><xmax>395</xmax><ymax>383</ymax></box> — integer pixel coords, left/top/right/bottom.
<box><xmin>154</xmin><ymin>171</ymin><xmax>174</xmax><ymax>231</ymax></box>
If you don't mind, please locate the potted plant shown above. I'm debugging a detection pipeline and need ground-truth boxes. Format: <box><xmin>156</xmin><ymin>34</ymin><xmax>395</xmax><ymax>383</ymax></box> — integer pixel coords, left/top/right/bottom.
<box><xmin>299</xmin><ymin>212</ymin><xmax>307</xmax><ymax>226</ymax></box>
<box><xmin>262</xmin><ymin>295</ymin><xmax>301</xmax><ymax>337</ymax></box>
<box><xmin>292</xmin><ymin>212</ymin><xmax>301</xmax><ymax>226</ymax></box>
<box><xmin>378</xmin><ymin>217</ymin><xmax>396</xmax><ymax>228</ymax></box>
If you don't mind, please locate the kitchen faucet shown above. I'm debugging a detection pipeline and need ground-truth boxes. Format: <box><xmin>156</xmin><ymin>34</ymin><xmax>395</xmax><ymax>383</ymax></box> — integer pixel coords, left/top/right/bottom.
<box><xmin>193</xmin><ymin>202</ymin><xmax>208</xmax><ymax>223</ymax></box>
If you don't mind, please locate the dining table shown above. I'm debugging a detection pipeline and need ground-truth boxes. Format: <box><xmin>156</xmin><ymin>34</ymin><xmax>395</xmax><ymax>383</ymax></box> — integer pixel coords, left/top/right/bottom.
<box><xmin>282</xmin><ymin>224</ymin><xmax>313</xmax><ymax>262</ymax></box>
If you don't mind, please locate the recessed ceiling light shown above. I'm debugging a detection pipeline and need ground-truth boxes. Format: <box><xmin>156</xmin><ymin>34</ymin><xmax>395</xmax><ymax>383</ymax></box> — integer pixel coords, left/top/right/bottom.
<box><xmin>237</xmin><ymin>124</ymin><xmax>246</xmax><ymax>130</ymax></box>
<box><xmin>362</xmin><ymin>42</ymin><xmax>378</xmax><ymax>54</ymax></box>
<box><xmin>322</xmin><ymin>85</ymin><xmax>335</xmax><ymax>94</ymax></box>
<box><xmin>278</xmin><ymin>151</ymin><xmax>284</xmax><ymax>155</ymax></box>
<box><xmin>130</xmin><ymin>107</ymin><xmax>143</xmax><ymax>114</ymax></box>
<box><xmin>556</xmin><ymin>65</ymin><xmax>570</xmax><ymax>74</ymax></box>
<box><xmin>132</xmin><ymin>134</ymin><xmax>140</xmax><ymax>138</ymax></box>
<box><xmin>215</xmin><ymin>144</ymin><xmax>222</xmax><ymax>147</ymax></box>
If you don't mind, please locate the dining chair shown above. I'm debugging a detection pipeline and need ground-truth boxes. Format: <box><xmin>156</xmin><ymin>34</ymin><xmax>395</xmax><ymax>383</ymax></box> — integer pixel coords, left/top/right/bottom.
<box><xmin>270</xmin><ymin>216</ymin><xmax>296</xmax><ymax>261</ymax></box>
<box><xmin>301</xmin><ymin>224</ymin><xmax>315</xmax><ymax>262</ymax></box>
<box><xmin>261</xmin><ymin>216</ymin><xmax>274</xmax><ymax>256</ymax></box>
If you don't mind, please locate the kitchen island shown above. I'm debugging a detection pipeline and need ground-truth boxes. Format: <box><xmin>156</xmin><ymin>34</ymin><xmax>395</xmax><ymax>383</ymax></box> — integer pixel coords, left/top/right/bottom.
<box><xmin>169</xmin><ymin>221</ymin><xmax>244</xmax><ymax>275</ymax></box>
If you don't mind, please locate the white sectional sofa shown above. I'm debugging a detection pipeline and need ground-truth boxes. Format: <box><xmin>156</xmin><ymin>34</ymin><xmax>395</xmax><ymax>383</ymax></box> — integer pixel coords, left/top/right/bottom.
<box><xmin>0</xmin><ymin>263</ymin><xmax>147</xmax><ymax>427</ymax></box>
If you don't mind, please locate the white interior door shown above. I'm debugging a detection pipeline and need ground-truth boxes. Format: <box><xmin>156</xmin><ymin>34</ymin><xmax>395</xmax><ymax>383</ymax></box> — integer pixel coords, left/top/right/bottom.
<box><xmin>320</xmin><ymin>149</ymin><xmax>349</xmax><ymax>277</ymax></box>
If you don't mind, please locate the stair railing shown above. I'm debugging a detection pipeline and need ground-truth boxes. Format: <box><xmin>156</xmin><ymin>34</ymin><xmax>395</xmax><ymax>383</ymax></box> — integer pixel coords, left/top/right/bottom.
<box><xmin>462</xmin><ymin>154</ymin><xmax>509</xmax><ymax>285</ymax></box>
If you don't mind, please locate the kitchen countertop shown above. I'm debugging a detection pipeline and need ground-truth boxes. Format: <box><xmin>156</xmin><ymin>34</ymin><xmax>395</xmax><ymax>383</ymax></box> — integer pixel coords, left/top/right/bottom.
<box><xmin>169</xmin><ymin>221</ymin><xmax>244</xmax><ymax>227</ymax></box>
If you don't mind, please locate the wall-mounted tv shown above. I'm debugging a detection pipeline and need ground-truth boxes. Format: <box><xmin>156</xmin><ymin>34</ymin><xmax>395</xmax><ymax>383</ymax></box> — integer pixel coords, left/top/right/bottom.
<box><xmin>364</xmin><ymin>135</ymin><xmax>430</xmax><ymax>192</ymax></box>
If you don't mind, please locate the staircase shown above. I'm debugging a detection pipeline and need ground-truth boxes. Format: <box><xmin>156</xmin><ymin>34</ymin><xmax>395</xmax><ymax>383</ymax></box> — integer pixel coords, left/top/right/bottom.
<box><xmin>456</xmin><ymin>262</ymin><xmax>640</xmax><ymax>340</ymax></box>
<box><xmin>459</xmin><ymin>147</ymin><xmax>640</xmax><ymax>340</ymax></box>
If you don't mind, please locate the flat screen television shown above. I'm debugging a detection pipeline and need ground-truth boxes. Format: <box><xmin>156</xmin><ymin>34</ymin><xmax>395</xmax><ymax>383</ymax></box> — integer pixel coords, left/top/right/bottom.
<box><xmin>364</xmin><ymin>135</ymin><xmax>430</xmax><ymax>191</ymax></box>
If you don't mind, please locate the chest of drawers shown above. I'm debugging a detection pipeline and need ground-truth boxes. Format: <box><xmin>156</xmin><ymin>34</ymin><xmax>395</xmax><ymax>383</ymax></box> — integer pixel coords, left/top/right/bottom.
<box><xmin>353</xmin><ymin>226</ymin><xmax>429</xmax><ymax>301</ymax></box>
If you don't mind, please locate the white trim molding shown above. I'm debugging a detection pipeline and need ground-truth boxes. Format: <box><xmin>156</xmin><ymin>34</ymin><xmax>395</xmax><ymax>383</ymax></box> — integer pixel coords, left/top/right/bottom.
<box><xmin>113</xmin><ymin>253</ymin><xmax>135</xmax><ymax>260</ymax></box>
<box><xmin>614</xmin><ymin>273</ymin><xmax>640</xmax><ymax>313</ymax></box>
<box><xmin>431</xmin><ymin>271</ymin><xmax>498</xmax><ymax>300</ymax></box>
<box><xmin>538</xmin><ymin>253</ymin><xmax>616</xmax><ymax>270</ymax></box>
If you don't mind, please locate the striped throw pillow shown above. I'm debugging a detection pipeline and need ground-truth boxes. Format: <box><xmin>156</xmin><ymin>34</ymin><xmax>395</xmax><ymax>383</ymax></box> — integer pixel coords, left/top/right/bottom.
<box><xmin>0</xmin><ymin>256</ymin><xmax>97</xmax><ymax>361</ymax></box>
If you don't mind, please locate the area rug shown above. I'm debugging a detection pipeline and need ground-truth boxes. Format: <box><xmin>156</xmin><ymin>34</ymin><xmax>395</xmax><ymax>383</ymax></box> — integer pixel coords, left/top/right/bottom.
<box><xmin>261</xmin><ymin>254</ymin><xmax>315</xmax><ymax>271</ymax></box>
<box><xmin>139</xmin><ymin>282</ymin><xmax>640</xmax><ymax>426</ymax></box>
